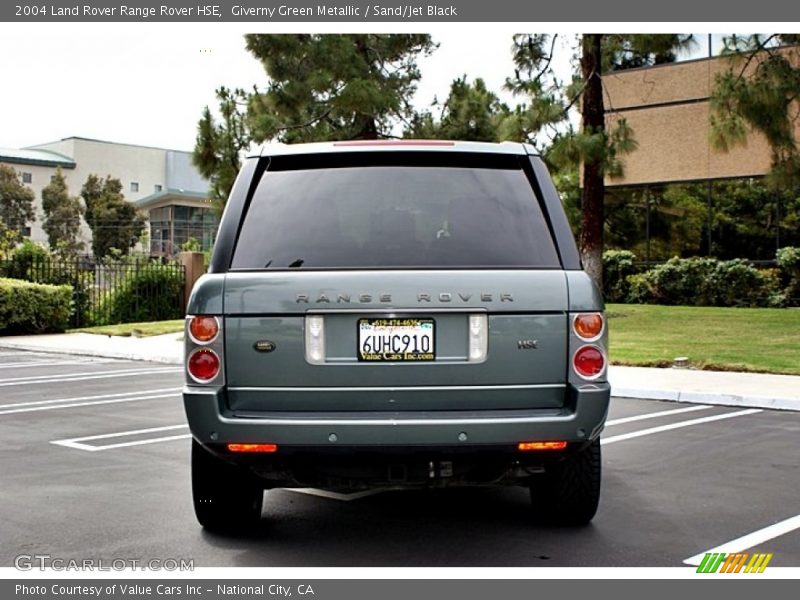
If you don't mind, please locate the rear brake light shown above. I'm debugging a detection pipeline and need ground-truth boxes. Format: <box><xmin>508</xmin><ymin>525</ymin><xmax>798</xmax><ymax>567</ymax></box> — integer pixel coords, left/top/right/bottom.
<box><xmin>188</xmin><ymin>316</ymin><xmax>219</xmax><ymax>343</ymax></box>
<box><xmin>518</xmin><ymin>441</ymin><xmax>568</xmax><ymax>451</ymax></box>
<box><xmin>227</xmin><ymin>443</ymin><xmax>278</xmax><ymax>453</ymax></box>
<box><xmin>573</xmin><ymin>345</ymin><xmax>606</xmax><ymax>380</ymax></box>
<box><xmin>573</xmin><ymin>313</ymin><xmax>604</xmax><ymax>341</ymax></box>
<box><xmin>468</xmin><ymin>314</ymin><xmax>488</xmax><ymax>362</ymax></box>
<box><xmin>187</xmin><ymin>348</ymin><xmax>220</xmax><ymax>382</ymax></box>
<box><xmin>305</xmin><ymin>315</ymin><xmax>325</xmax><ymax>364</ymax></box>
<box><xmin>332</xmin><ymin>140</ymin><xmax>454</xmax><ymax>147</ymax></box>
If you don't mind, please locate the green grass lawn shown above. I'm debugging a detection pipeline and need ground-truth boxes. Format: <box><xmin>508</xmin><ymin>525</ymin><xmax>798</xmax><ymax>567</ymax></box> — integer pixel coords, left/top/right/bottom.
<box><xmin>69</xmin><ymin>319</ymin><xmax>184</xmax><ymax>337</ymax></box>
<box><xmin>607</xmin><ymin>304</ymin><xmax>800</xmax><ymax>375</ymax></box>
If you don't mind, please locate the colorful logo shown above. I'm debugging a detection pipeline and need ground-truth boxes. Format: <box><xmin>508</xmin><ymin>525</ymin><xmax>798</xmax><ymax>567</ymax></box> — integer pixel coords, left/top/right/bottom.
<box><xmin>696</xmin><ymin>552</ymin><xmax>773</xmax><ymax>573</ymax></box>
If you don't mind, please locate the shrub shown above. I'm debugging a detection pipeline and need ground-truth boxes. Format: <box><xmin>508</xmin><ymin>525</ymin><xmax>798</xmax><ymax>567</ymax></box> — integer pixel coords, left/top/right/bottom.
<box><xmin>602</xmin><ymin>250</ymin><xmax>638</xmax><ymax>303</ymax></box>
<box><xmin>0</xmin><ymin>278</ymin><xmax>72</xmax><ymax>334</ymax></box>
<box><xmin>777</xmin><ymin>246</ymin><xmax>800</xmax><ymax>305</ymax></box>
<box><xmin>100</xmin><ymin>264</ymin><xmax>184</xmax><ymax>324</ymax></box>
<box><xmin>2</xmin><ymin>240</ymin><xmax>49</xmax><ymax>280</ymax></box>
<box><xmin>626</xmin><ymin>257</ymin><xmax>782</xmax><ymax>308</ymax></box>
<box><xmin>0</xmin><ymin>241</ymin><xmax>94</xmax><ymax>326</ymax></box>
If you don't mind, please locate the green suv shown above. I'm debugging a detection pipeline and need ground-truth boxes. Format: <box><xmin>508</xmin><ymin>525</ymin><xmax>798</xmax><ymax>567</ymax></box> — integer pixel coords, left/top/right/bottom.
<box><xmin>183</xmin><ymin>140</ymin><xmax>610</xmax><ymax>530</ymax></box>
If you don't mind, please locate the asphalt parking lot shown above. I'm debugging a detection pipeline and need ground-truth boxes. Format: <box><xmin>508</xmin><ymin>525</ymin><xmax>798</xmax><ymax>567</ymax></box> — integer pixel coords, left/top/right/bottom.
<box><xmin>0</xmin><ymin>349</ymin><xmax>798</xmax><ymax>568</ymax></box>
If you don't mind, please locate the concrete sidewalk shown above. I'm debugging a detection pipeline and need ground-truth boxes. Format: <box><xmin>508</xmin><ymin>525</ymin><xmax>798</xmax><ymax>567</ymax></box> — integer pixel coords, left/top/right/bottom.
<box><xmin>1</xmin><ymin>332</ymin><xmax>798</xmax><ymax>411</ymax></box>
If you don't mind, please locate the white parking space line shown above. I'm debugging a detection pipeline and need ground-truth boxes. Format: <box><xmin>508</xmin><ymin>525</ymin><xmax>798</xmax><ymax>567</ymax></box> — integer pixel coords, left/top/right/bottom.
<box><xmin>684</xmin><ymin>514</ymin><xmax>800</xmax><ymax>566</ymax></box>
<box><xmin>0</xmin><ymin>359</ymin><xmax>114</xmax><ymax>370</ymax></box>
<box><xmin>0</xmin><ymin>367</ymin><xmax>181</xmax><ymax>387</ymax></box>
<box><xmin>51</xmin><ymin>424</ymin><xmax>190</xmax><ymax>451</ymax></box>
<box><xmin>602</xmin><ymin>409</ymin><xmax>762</xmax><ymax>445</ymax></box>
<box><xmin>606</xmin><ymin>405</ymin><xmax>711</xmax><ymax>426</ymax></box>
<box><xmin>0</xmin><ymin>388</ymin><xmax>180</xmax><ymax>415</ymax></box>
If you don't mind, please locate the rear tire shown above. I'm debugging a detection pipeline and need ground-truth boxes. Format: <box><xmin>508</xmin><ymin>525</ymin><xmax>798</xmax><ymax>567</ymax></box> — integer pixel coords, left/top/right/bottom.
<box><xmin>529</xmin><ymin>438</ymin><xmax>601</xmax><ymax>525</ymax></box>
<box><xmin>192</xmin><ymin>439</ymin><xmax>264</xmax><ymax>532</ymax></box>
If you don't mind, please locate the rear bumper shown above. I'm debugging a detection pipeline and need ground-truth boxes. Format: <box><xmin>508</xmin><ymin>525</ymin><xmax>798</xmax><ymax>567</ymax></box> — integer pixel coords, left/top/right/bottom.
<box><xmin>183</xmin><ymin>383</ymin><xmax>610</xmax><ymax>448</ymax></box>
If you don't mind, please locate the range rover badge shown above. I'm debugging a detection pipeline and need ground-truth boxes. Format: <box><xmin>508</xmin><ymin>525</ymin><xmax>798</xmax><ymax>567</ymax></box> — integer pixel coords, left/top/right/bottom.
<box><xmin>254</xmin><ymin>340</ymin><xmax>277</xmax><ymax>353</ymax></box>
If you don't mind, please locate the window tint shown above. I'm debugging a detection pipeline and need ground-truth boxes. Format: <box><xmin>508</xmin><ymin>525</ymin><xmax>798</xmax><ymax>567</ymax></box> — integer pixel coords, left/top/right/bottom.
<box><xmin>231</xmin><ymin>160</ymin><xmax>560</xmax><ymax>269</ymax></box>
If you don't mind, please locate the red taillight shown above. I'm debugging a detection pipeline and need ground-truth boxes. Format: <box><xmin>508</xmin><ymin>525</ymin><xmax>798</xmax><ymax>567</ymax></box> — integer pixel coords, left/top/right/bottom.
<box><xmin>187</xmin><ymin>348</ymin><xmax>220</xmax><ymax>382</ymax></box>
<box><xmin>227</xmin><ymin>443</ymin><xmax>278</xmax><ymax>453</ymax></box>
<box><xmin>573</xmin><ymin>313</ymin><xmax>604</xmax><ymax>340</ymax></box>
<box><xmin>518</xmin><ymin>441</ymin><xmax>568</xmax><ymax>451</ymax></box>
<box><xmin>189</xmin><ymin>316</ymin><xmax>219</xmax><ymax>343</ymax></box>
<box><xmin>573</xmin><ymin>345</ymin><xmax>606</xmax><ymax>379</ymax></box>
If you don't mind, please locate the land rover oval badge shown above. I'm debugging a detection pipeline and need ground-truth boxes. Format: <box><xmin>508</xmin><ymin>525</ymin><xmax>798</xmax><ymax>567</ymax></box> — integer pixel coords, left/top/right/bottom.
<box><xmin>254</xmin><ymin>340</ymin><xmax>277</xmax><ymax>353</ymax></box>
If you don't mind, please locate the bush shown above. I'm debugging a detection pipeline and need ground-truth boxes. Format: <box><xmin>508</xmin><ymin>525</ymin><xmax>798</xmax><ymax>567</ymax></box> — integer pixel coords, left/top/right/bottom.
<box><xmin>777</xmin><ymin>246</ymin><xmax>800</xmax><ymax>305</ymax></box>
<box><xmin>626</xmin><ymin>257</ymin><xmax>782</xmax><ymax>308</ymax></box>
<box><xmin>2</xmin><ymin>240</ymin><xmax>50</xmax><ymax>280</ymax></box>
<box><xmin>602</xmin><ymin>250</ymin><xmax>638</xmax><ymax>303</ymax></box>
<box><xmin>0</xmin><ymin>278</ymin><xmax>72</xmax><ymax>334</ymax></box>
<box><xmin>100</xmin><ymin>264</ymin><xmax>184</xmax><ymax>324</ymax></box>
<box><xmin>0</xmin><ymin>241</ymin><xmax>94</xmax><ymax>326</ymax></box>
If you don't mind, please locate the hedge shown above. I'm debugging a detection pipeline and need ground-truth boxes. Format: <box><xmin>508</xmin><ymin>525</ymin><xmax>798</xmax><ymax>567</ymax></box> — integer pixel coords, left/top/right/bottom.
<box><xmin>0</xmin><ymin>278</ymin><xmax>73</xmax><ymax>334</ymax></box>
<box><xmin>99</xmin><ymin>264</ymin><xmax>185</xmax><ymax>324</ymax></box>
<box><xmin>603</xmin><ymin>249</ymin><xmax>800</xmax><ymax>308</ymax></box>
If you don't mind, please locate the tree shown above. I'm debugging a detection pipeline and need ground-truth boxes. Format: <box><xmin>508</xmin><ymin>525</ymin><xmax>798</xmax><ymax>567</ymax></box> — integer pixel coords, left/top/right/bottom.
<box><xmin>405</xmin><ymin>76</ymin><xmax>510</xmax><ymax>141</ymax></box>
<box><xmin>710</xmin><ymin>36</ymin><xmax>800</xmax><ymax>189</ymax></box>
<box><xmin>193</xmin><ymin>86</ymin><xmax>251</xmax><ymax>208</ymax></box>
<box><xmin>507</xmin><ymin>34</ymin><xmax>693</xmax><ymax>288</ymax></box>
<box><xmin>244</xmin><ymin>34</ymin><xmax>436</xmax><ymax>143</ymax></box>
<box><xmin>0</xmin><ymin>164</ymin><xmax>35</xmax><ymax>243</ymax></box>
<box><xmin>41</xmin><ymin>168</ymin><xmax>84</xmax><ymax>255</ymax></box>
<box><xmin>80</xmin><ymin>175</ymin><xmax>146</xmax><ymax>258</ymax></box>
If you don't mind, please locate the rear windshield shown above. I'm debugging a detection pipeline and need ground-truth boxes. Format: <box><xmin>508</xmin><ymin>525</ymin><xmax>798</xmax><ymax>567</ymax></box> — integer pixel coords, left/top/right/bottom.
<box><xmin>230</xmin><ymin>154</ymin><xmax>560</xmax><ymax>269</ymax></box>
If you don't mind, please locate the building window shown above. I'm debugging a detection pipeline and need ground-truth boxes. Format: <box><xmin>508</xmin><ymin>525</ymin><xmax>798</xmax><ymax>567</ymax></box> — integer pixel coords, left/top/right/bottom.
<box><xmin>50</xmin><ymin>175</ymin><xmax>57</xmax><ymax>182</ymax></box>
<box><xmin>130</xmin><ymin>182</ymin><xmax>139</xmax><ymax>193</ymax></box>
<box><xmin>22</xmin><ymin>227</ymin><xmax>31</xmax><ymax>238</ymax></box>
<box><xmin>154</xmin><ymin>184</ymin><xmax>163</xmax><ymax>192</ymax></box>
<box><xmin>22</xmin><ymin>172</ymin><xmax>32</xmax><ymax>184</ymax></box>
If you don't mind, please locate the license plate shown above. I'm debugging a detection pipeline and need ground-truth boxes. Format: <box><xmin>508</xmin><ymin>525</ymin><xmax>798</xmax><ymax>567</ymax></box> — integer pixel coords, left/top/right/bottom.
<box><xmin>357</xmin><ymin>318</ymin><xmax>435</xmax><ymax>362</ymax></box>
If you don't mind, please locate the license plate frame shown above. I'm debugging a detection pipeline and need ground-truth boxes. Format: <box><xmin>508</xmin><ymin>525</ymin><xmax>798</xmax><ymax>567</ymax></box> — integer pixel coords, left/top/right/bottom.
<box><xmin>357</xmin><ymin>318</ymin><xmax>436</xmax><ymax>362</ymax></box>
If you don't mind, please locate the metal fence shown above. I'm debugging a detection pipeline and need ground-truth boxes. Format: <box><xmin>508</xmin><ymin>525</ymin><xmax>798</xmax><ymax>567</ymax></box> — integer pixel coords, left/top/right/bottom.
<box><xmin>0</xmin><ymin>255</ymin><xmax>186</xmax><ymax>328</ymax></box>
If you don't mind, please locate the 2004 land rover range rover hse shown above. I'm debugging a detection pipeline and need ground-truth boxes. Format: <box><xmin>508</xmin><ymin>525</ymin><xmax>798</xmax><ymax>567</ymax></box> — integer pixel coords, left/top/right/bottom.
<box><xmin>183</xmin><ymin>140</ymin><xmax>610</xmax><ymax>531</ymax></box>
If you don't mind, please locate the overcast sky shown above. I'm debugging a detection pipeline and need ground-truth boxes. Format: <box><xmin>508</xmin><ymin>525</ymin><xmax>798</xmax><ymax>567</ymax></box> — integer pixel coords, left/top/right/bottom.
<box><xmin>0</xmin><ymin>26</ymin><xmax>533</xmax><ymax>151</ymax></box>
<box><xmin>0</xmin><ymin>26</ymin><xmax>718</xmax><ymax>153</ymax></box>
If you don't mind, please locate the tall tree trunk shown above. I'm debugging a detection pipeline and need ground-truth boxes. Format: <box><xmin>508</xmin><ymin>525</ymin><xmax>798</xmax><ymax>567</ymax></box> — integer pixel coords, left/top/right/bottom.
<box><xmin>580</xmin><ymin>34</ymin><xmax>605</xmax><ymax>290</ymax></box>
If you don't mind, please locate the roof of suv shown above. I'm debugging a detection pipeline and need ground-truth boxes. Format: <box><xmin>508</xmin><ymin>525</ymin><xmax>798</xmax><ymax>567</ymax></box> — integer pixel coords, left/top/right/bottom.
<box><xmin>251</xmin><ymin>140</ymin><xmax>538</xmax><ymax>158</ymax></box>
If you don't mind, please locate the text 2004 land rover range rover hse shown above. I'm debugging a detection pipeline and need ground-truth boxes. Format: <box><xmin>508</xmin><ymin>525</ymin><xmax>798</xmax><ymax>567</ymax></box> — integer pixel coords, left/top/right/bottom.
<box><xmin>183</xmin><ymin>140</ymin><xmax>610</xmax><ymax>531</ymax></box>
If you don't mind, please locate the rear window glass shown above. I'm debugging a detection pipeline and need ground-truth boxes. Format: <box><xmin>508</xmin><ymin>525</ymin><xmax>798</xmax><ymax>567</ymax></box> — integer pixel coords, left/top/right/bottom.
<box><xmin>230</xmin><ymin>155</ymin><xmax>560</xmax><ymax>269</ymax></box>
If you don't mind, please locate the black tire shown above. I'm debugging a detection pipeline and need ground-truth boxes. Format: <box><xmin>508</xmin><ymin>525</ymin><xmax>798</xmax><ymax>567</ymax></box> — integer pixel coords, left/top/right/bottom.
<box><xmin>529</xmin><ymin>438</ymin><xmax>601</xmax><ymax>525</ymax></box>
<box><xmin>192</xmin><ymin>439</ymin><xmax>264</xmax><ymax>532</ymax></box>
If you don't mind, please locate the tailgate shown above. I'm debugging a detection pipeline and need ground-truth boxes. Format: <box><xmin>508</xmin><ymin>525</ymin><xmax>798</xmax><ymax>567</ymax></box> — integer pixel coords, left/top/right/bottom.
<box><xmin>223</xmin><ymin>270</ymin><xmax>569</xmax><ymax>413</ymax></box>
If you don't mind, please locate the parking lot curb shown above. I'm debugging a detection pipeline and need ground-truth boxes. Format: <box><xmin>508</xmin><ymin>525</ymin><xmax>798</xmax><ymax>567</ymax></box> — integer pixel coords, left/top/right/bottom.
<box><xmin>0</xmin><ymin>339</ymin><xmax>182</xmax><ymax>365</ymax></box>
<box><xmin>613</xmin><ymin>387</ymin><xmax>800</xmax><ymax>412</ymax></box>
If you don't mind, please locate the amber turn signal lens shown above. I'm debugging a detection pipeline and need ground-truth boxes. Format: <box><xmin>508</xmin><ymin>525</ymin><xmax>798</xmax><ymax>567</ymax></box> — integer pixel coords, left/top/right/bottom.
<box><xmin>189</xmin><ymin>316</ymin><xmax>219</xmax><ymax>343</ymax></box>
<box><xmin>518</xmin><ymin>441</ymin><xmax>568</xmax><ymax>451</ymax></box>
<box><xmin>227</xmin><ymin>443</ymin><xmax>278</xmax><ymax>453</ymax></box>
<box><xmin>573</xmin><ymin>313</ymin><xmax>604</xmax><ymax>340</ymax></box>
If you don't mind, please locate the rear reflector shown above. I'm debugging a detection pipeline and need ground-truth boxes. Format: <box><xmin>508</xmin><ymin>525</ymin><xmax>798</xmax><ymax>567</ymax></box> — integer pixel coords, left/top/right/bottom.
<box><xmin>227</xmin><ymin>443</ymin><xmax>278</xmax><ymax>453</ymax></box>
<box><xmin>518</xmin><ymin>441</ymin><xmax>568</xmax><ymax>451</ymax></box>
